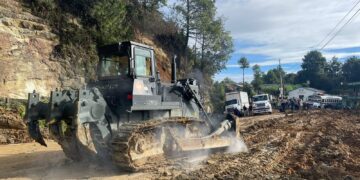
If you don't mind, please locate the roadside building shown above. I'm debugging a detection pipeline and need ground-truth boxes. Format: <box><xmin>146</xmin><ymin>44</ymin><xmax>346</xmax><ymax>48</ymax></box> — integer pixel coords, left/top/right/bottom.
<box><xmin>288</xmin><ymin>87</ymin><xmax>325</xmax><ymax>101</ymax></box>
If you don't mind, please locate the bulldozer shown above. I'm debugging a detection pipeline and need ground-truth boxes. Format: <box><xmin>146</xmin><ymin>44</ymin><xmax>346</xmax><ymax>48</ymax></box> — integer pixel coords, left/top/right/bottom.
<box><xmin>25</xmin><ymin>41</ymin><xmax>242</xmax><ymax>171</ymax></box>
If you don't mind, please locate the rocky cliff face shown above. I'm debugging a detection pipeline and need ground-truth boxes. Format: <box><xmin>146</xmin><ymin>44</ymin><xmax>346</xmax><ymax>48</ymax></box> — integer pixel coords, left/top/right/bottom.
<box><xmin>0</xmin><ymin>0</ymin><xmax>82</xmax><ymax>99</ymax></box>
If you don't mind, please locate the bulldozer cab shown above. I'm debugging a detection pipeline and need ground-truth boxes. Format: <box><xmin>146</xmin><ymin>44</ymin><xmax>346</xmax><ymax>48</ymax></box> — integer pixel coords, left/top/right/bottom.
<box><xmin>96</xmin><ymin>41</ymin><xmax>160</xmax><ymax>112</ymax></box>
<box><xmin>98</xmin><ymin>41</ymin><xmax>155</xmax><ymax>81</ymax></box>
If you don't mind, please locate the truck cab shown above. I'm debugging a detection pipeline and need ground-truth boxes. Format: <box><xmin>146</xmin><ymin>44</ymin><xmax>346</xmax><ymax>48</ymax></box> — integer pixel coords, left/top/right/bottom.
<box><xmin>225</xmin><ymin>91</ymin><xmax>249</xmax><ymax>116</ymax></box>
<box><xmin>252</xmin><ymin>94</ymin><xmax>273</xmax><ymax>114</ymax></box>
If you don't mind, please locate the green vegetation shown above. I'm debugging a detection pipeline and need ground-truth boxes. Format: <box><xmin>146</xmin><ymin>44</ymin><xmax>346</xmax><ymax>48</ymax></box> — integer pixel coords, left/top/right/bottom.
<box><xmin>25</xmin><ymin>0</ymin><xmax>234</xmax><ymax>113</ymax></box>
<box><xmin>238</xmin><ymin>57</ymin><xmax>250</xmax><ymax>85</ymax></box>
<box><xmin>252</xmin><ymin>64</ymin><xmax>263</xmax><ymax>93</ymax></box>
<box><xmin>174</xmin><ymin>0</ymin><xmax>233</xmax><ymax>81</ymax></box>
<box><xmin>248</xmin><ymin>51</ymin><xmax>360</xmax><ymax>96</ymax></box>
<box><xmin>210</xmin><ymin>51</ymin><xmax>360</xmax><ymax>112</ymax></box>
<box><xmin>296</xmin><ymin>52</ymin><xmax>360</xmax><ymax>93</ymax></box>
<box><xmin>0</xmin><ymin>99</ymin><xmax>26</xmax><ymax>118</ymax></box>
<box><xmin>25</xmin><ymin>0</ymin><xmax>233</xmax><ymax>86</ymax></box>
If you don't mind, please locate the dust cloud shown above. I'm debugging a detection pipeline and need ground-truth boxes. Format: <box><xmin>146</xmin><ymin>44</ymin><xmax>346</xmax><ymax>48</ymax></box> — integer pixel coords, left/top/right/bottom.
<box><xmin>227</xmin><ymin>135</ymin><xmax>249</xmax><ymax>154</ymax></box>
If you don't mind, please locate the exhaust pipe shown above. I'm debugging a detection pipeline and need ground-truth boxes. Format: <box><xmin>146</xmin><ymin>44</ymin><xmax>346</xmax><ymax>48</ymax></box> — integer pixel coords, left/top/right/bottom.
<box><xmin>171</xmin><ymin>55</ymin><xmax>177</xmax><ymax>83</ymax></box>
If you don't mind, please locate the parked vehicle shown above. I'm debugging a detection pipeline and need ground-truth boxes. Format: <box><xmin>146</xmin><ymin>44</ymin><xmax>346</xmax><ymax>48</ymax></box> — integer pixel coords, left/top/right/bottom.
<box><xmin>225</xmin><ymin>91</ymin><xmax>250</xmax><ymax>116</ymax></box>
<box><xmin>252</xmin><ymin>94</ymin><xmax>273</xmax><ymax>114</ymax></box>
<box><xmin>307</xmin><ymin>94</ymin><xmax>343</xmax><ymax>109</ymax></box>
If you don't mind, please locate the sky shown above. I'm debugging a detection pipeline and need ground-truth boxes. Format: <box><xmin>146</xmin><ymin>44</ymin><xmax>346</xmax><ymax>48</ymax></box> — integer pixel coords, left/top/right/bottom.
<box><xmin>214</xmin><ymin>0</ymin><xmax>360</xmax><ymax>83</ymax></box>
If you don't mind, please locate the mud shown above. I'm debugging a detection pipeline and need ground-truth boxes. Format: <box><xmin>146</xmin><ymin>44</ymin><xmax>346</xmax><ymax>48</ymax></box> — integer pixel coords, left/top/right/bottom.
<box><xmin>172</xmin><ymin>110</ymin><xmax>360</xmax><ymax>179</ymax></box>
<box><xmin>0</xmin><ymin>107</ymin><xmax>31</xmax><ymax>144</ymax></box>
<box><xmin>0</xmin><ymin>110</ymin><xmax>359</xmax><ymax>179</ymax></box>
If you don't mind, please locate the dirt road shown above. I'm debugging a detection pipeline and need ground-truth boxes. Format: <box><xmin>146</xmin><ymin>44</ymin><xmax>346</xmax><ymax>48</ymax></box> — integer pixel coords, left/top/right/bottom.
<box><xmin>0</xmin><ymin>110</ymin><xmax>359</xmax><ymax>179</ymax></box>
<box><xmin>0</xmin><ymin>141</ymin><xmax>151</xmax><ymax>179</ymax></box>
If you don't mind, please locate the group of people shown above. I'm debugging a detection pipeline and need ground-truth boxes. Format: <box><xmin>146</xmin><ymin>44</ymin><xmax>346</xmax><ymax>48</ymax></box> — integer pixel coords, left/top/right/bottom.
<box><xmin>233</xmin><ymin>104</ymin><xmax>253</xmax><ymax>117</ymax></box>
<box><xmin>279</xmin><ymin>97</ymin><xmax>305</xmax><ymax>112</ymax></box>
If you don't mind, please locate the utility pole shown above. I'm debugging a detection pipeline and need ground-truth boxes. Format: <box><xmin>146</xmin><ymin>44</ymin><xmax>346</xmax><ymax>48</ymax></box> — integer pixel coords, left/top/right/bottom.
<box><xmin>279</xmin><ymin>59</ymin><xmax>284</xmax><ymax>98</ymax></box>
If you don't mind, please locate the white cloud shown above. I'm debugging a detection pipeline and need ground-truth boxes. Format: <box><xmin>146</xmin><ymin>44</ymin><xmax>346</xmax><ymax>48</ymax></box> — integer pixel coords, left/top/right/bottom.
<box><xmin>217</xmin><ymin>0</ymin><xmax>360</xmax><ymax>63</ymax></box>
<box><xmin>323</xmin><ymin>51</ymin><xmax>360</xmax><ymax>60</ymax></box>
<box><xmin>227</xmin><ymin>56</ymin><xmax>301</xmax><ymax>67</ymax></box>
<box><xmin>214</xmin><ymin>74</ymin><xmax>253</xmax><ymax>83</ymax></box>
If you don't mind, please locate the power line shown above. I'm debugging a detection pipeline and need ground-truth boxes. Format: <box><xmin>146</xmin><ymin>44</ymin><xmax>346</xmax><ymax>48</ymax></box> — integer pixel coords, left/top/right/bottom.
<box><xmin>315</xmin><ymin>0</ymin><xmax>360</xmax><ymax>48</ymax></box>
<box><xmin>320</xmin><ymin>7</ymin><xmax>360</xmax><ymax>50</ymax></box>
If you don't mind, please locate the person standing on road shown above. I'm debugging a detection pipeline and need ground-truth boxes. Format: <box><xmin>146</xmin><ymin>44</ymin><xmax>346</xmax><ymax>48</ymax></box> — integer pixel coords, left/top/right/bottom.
<box><xmin>280</xmin><ymin>98</ymin><xmax>287</xmax><ymax>113</ymax></box>
<box><xmin>299</xmin><ymin>98</ymin><xmax>303</xmax><ymax>112</ymax></box>
<box><xmin>249</xmin><ymin>103</ymin><xmax>253</xmax><ymax>116</ymax></box>
<box><xmin>290</xmin><ymin>98</ymin><xmax>295</xmax><ymax>112</ymax></box>
<box><xmin>243</xmin><ymin>105</ymin><xmax>248</xmax><ymax>116</ymax></box>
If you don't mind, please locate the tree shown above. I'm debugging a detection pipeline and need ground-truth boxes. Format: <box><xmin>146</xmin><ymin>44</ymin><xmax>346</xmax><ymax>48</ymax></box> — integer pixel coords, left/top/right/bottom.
<box><xmin>284</xmin><ymin>73</ymin><xmax>297</xmax><ymax>84</ymax></box>
<box><xmin>297</xmin><ymin>51</ymin><xmax>327</xmax><ymax>89</ymax></box>
<box><xmin>238</xmin><ymin>57</ymin><xmax>249</xmax><ymax>85</ymax></box>
<box><xmin>301</xmin><ymin>51</ymin><xmax>327</xmax><ymax>74</ymax></box>
<box><xmin>91</xmin><ymin>0</ymin><xmax>129</xmax><ymax>45</ymax></box>
<box><xmin>251</xmin><ymin>64</ymin><xmax>263</xmax><ymax>93</ymax></box>
<box><xmin>343</xmin><ymin>56</ymin><xmax>360</xmax><ymax>82</ymax></box>
<box><xmin>242</xmin><ymin>82</ymin><xmax>255</xmax><ymax>97</ymax></box>
<box><xmin>174</xmin><ymin>0</ymin><xmax>207</xmax><ymax>69</ymax></box>
<box><xmin>174</xmin><ymin>0</ymin><xmax>233</xmax><ymax>75</ymax></box>
<box><xmin>124</xmin><ymin>0</ymin><xmax>167</xmax><ymax>35</ymax></box>
<box><xmin>210</xmin><ymin>81</ymin><xmax>226</xmax><ymax>113</ymax></box>
<box><xmin>263</xmin><ymin>67</ymin><xmax>286</xmax><ymax>84</ymax></box>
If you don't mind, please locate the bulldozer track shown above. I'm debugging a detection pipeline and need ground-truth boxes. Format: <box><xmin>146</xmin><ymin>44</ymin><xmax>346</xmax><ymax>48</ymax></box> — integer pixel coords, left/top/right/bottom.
<box><xmin>110</xmin><ymin>117</ymin><xmax>203</xmax><ymax>171</ymax></box>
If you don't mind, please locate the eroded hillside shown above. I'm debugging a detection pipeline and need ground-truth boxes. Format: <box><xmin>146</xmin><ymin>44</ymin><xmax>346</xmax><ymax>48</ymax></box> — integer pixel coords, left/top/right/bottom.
<box><xmin>0</xmin><ymin>0</ymin><xmax>172</xmax><ymax>99</ymax></box>
<box><xmin>0</xmin><ymin>0</ymin><xmax>83</xmax><ymax>99</ymax></box>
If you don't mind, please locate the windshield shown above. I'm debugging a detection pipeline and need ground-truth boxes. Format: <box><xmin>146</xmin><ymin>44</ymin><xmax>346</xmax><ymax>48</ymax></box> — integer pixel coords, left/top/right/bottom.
<box><xmin>135</xmin><ymin>48</ymin><xmax>152</xmax><ymax>77</ymax></box>
<box><xmin>253</xmin><ymin>95</ymin><xmax>268</xmax><ymax>102</ymax></box>
<box><xmin>100</xmin><ymin>55</ymin><xmax>129</xmax><ymax>77</ymax></box>
<box><xmin>225</xmin><ymin>99</ymin><xmax>237</xmax><ymax>106</ymax></box>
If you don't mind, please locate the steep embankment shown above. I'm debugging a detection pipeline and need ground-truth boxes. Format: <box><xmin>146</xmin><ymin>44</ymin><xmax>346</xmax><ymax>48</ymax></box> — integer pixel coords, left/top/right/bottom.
<box><xmin>0</xmin><ymin>0</ymin><xmax>172</xmax><ymax>99</ymax></box>
<box><xmin>0</xmin><ymin>0</ymin><xmax>83</xmax><ymax>99</ymax></box>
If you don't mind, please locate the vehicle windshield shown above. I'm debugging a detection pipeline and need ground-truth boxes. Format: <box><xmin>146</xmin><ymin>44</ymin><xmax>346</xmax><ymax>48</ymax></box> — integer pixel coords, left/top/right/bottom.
<box><xmin>100</xmin><ymin>55</ymin><xmax>129</xmax><ymax>77</ymax></box>
<box><xmin>225</xmin><ymin>99</ymin><xmax>237</xmax><ymax>106</ymax></box>
<box><xmin>253</xmin><ymin>95</ymin><xmax>268</xmax><ymax>102</ymax></box>
<box><xmin>135</xmin><ymin>48</ymin><xmax>152</xmax><ymax>77</ymax></box>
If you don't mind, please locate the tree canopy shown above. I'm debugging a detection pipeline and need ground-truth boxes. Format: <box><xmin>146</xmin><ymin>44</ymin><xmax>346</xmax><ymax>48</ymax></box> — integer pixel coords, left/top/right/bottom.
<box><xmin>238</xmin><ymin>57</ymin><xmax>249</xmax><ymax>84</ymax></box>
<box><xmin>251</xmin><ymin>64</ymin><xmax>263</xmax><ymax>93</ymax></box>
<box><xmin>342</xmin><ymin>56</ymin><xmax>360</xmax><ymax>82</ymax></box>
<box><xmin>173</xmin><ymin>0</ymin><xmax>233</xmax><ymax>78</ymax></box>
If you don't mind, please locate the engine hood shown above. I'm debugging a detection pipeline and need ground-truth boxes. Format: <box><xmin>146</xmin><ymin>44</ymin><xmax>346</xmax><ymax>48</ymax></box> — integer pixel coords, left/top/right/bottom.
<box><xmin>253</xmin><ymin>100</ymin><xmax>269</xmax><ymax>104</ymax></box>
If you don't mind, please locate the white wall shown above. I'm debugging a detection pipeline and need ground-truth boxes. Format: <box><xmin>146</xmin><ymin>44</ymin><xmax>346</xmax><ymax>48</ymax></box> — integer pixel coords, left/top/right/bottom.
<box><xmin>288</xmin><ymin>88</ymin><xmax>317</xmax><ymax>101</ymax></box>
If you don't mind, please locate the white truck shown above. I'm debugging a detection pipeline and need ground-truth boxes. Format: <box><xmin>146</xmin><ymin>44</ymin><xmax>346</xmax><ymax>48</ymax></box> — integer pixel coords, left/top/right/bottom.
<box><xmin>225</xmin><ymin>91</ymin><xmax>250</xmax><ymax>116</ymax></box>
<box><xmin>252</xmin><ymin>94</ymin><xmax>273</xmax><ymax>114</ymax></box>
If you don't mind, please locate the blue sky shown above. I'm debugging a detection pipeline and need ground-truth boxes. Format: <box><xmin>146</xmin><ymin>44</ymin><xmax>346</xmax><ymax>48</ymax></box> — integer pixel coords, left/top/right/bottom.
<box><xmin>214</xmin><ymin>0</ymin><xmax>360</xmax><ymax>82</ymax></box>
<box><xmin>162</xmin><ymin>0</ymin><xmax>360</xmax><ymax>83</ymax></box>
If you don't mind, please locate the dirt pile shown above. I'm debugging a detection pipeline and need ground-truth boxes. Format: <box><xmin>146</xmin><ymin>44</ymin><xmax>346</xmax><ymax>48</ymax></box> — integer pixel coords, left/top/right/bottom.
<box><xmin>0</xmin><ymin>107</ymin><xmax>31</xmax><ymax>144</ymax></box>
<box><xmin>170</xmin><ymin>110</ymin><xmax>360</xmax><ymax>179</ymax></box>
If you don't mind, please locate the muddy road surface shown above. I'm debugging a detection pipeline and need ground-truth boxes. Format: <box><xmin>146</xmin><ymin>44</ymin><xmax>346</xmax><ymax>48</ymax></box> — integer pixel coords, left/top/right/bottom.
<box><xmin>0</xmin><ymin>110</ymin><xmax>359</xmax><ymax>179</ymax></box>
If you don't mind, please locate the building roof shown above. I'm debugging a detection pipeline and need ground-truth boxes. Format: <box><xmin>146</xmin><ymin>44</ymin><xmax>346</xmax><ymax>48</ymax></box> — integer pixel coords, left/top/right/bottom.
<box><xmin>290</xmin><ymin>87</ymin><xmax>325</xmax><ymax>93</ymax></box>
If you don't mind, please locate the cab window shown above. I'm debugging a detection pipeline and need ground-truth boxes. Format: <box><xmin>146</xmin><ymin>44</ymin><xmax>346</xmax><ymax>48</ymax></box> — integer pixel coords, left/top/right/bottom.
<box><xmin>100</xmin><ymin>55</ymin><xmax>129</xmax><ymax>77</ymax></box>
<box><xmin>134</xmin><ymin>48</ymin><xmax>152</xmax><ymax>77</ymax></box>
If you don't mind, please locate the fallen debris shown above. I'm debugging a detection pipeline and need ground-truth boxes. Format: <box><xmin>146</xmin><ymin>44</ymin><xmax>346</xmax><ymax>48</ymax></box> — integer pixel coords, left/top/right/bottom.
<box><xmin>0</xmin><ymin>107</ymin><xmax>31</xmax><ymax>144</ymax></box>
